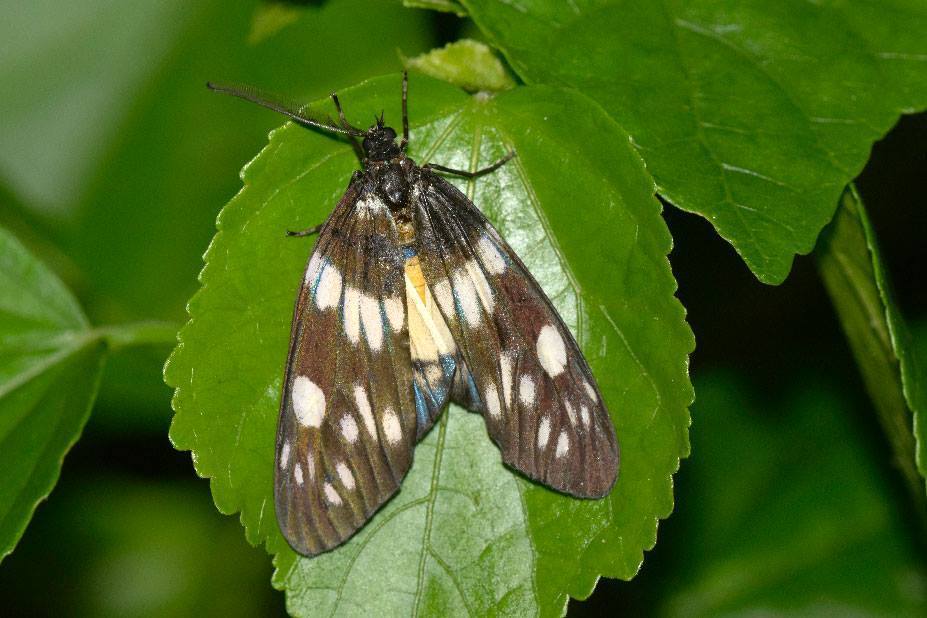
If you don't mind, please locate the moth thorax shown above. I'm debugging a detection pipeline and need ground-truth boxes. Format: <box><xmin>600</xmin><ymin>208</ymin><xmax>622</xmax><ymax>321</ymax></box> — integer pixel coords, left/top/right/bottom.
<box><xmin>377</xmin><ymin>162</ymin><xmax>410</xmax><ymax>209</ymax></box>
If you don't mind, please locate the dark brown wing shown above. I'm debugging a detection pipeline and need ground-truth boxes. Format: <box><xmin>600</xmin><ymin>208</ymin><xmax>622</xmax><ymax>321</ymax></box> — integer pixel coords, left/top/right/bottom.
<box><xmin>411</xmin><ymin>170</ymin><xmax>618</xmax><ymax>497</ymax></box>
<box><xmin>275</xmin><ymin>184</ymin><xmax>417</xmax><ymax>556</ymax></box>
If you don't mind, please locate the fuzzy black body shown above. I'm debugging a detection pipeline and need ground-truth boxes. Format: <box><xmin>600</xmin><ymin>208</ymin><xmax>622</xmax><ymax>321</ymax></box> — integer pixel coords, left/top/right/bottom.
<box><xmin>211</xmin><ymin>76</ymin><xmax>620</xmax><ymax>557</ymax></box>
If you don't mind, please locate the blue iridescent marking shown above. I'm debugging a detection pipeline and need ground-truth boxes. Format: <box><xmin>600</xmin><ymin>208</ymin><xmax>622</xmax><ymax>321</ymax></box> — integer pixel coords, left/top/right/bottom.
<box><xmin>309</xmin><ymin>257</ymin><xmax>328</xmax><ymax>296</ymax></box>
<box><xmin>413</xmin><ymin>382</ymin><xmax>428</xmax><ymax>427</ymax></box>
<box><xmin>466</xmin><ymin>371</ymin><xmax>480</xmax><ymax>405</ymax></box>
<box><xmin>402</xmin><ymin>246</ymin><xmax>417</xmax><ymax>260</ymax></box>
<box><xmin>440</xmin><ymin>354</ymin><xmax>456</xmax><ymax>381</ymax></box>
<box><xmin>379</xmin><ymin>303</ymin><xmax>390</xmax><ymax>335</ymax></box>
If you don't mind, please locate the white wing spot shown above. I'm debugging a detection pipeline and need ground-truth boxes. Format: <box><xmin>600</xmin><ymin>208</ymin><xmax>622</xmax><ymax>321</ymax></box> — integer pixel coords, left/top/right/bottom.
<box><xmin>279</xmin><ymin>442</ymin><xmax>291</xmax><ymax>470</ymax></box>
<box><xmin>384</xmin><ymin>296</ymin><xmax>405</xmax><ymax>332</ymax></box>
<box><xmin>315</xmin><ymin>263</ymin><xmax>343</xmax><ymax>310</ymax></box>
<box><xmin>383</xmin><ymin>408</ymin><xmax>403</xmax><ymax>445</ymax></box>
<box><xmin>500</xmin><ymin>354</ymin><xmax>513</xmax><ymax>408</ymax></box>
<box><xmin>324</xmin><ymin>482</ymin><xmax>342</xmax><ymax>506</ymax></box>
<box><xmin>353</xmin><ymin>385</ymin><xmax>377</xmax><ymax>439</ymax></box>
<box><xmin>336</xmin><ymin>462</ymin><xmax>355</xmax><ymax>490</ymax></box>
<box><xmin>565</xmin><ymin>400</ymin><xmax>577</xmax><ymax>426</ymax></box>
<box><xmin>360</xmin><ymin>293</ymin><xmax>384</xmax><ymax>351</ymax></box>
<box><xmin>340</xmin><ymin>415</ymin><xmax>359</xmax><ymax>444</ymax></box>
<box><xmin>433</xmin><ymin>279</ymin><xmax>454</xmax><ymax>317</ymax></box>
<box><xmin>537</xmin><ymin>416</ymin><xmax>551</xmax><ymax>449</ymax></box>
<box><xmin>477</xmin><ymin>236</ymin><xmax>506</xmax><ymax>275</ymax></box>
<box><xmin>485</xmin><ymin>384</ymin><xmax>501</xmax><ymax>419</ymax></box>
<box><xmin>583</xmin><ymin>379</ymin><xmax>598</xmax><ymax>402</ymax></box>
<box><xmin>536</xmin><ymin>324</ymin><xmax>567</xmax><ymax>377</ymax></box>
<box><xmin>344</xmin><ymin>286</ymin><xmax>361</xmax><ymax>345</ymax></box>
<box><xmin>292</xmin><ymin>376</ymin><xmax>325</xmax><ymax>427</ymax></box>
<box><xmin>294</xmin><ymin>463</ymin><xmax>304</xmax><ymax>486</ymax></box>
<box><xmin>452</xmin><ymin>268</ymin><xmax>482</xmax><ymax>327</ymax></box>
<box><xmin>305</xmin><ymin>253</ymin><xmax>323</xmax><ymax>286</ymax></box>
<box><xmin>519</xmin><ymin>375</ymin><xmax>535</xmax><ymax>408</ymax></box>
<box><xmin>464</xmin><ymin>259</ymin><xmax>494</xmax><ymax>313</ymax></box>
<box><xmin>580</xmin><ymin>405</ymin><xmax>590</xmax><ymax>427</ymax></box>
<box><xmin>555</xmin><ymin>431</ymin><xmax>570</xmax><ymax>458</ymax></box>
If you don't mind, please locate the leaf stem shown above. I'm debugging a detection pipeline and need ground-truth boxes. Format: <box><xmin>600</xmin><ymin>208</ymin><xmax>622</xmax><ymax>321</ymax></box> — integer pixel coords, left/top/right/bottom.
<box><xmin>816</xmin><ymin>186</ymin><xmax>927</xmax><ymax>533</ymax></box>
<box><xmin>92</xmin><ymin>321</ymin><xmax>178</xmax><ymax>352</ymax></box>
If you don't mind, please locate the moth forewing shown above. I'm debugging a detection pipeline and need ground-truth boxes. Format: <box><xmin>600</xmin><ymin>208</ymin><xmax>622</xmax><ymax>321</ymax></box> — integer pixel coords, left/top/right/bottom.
<box><xmin>411</xmin><ymin>170</ymin><xmax>619</xmax><ymax>498</ymax></box>
<box><xmin>274</xmin><ymin>186</ymin><xmax>418</xmax><ymax>557</ymax></box>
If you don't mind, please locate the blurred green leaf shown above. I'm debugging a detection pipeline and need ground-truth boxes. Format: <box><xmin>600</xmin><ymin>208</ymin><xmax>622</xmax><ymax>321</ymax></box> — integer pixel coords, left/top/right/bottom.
<box><xmin>647</xmin><ymin>373</ymin><xmax>927</xmax><ymax>616</ymax></box>
<box><xmin>404</xmin><ymin>39</ymin><xmax>516</xmax><ymax>92</ymax></box>
<box><xmin>165</xmin><ymin>74</ymin><xmax>693</xmax><ymax>615</ymax></box>
<box><xmin>459</xmin><ymin>0</ymin><xmax>927</xmax><ymax>284</ymax></box>
<box><xmin>0</xmin><ymin>0</ymin><xmax>191</xmax><ymax>213</ymax></box>
<box><xmin>404</xmin><ymin>0</ymin><xmax>467</xmax><ymax>17</ymax></box>
<box><xmin>0</xmin><ymin>479</ymin><xmax>283</xmax><ymax>617</ymax></box>
<box><xmin>0</xmin><ymin>226</ymin><xmax>106</xmax><ymax>562</ymax></box>
<box><xmin>817</xmin><ymin>188</ymin><xmax>927</xmax><ymax>500</ymax></box>
<box><xmin>248</xmin><ymin>2</ymin><xmax>304</xmax><ymax>44</ymax></box>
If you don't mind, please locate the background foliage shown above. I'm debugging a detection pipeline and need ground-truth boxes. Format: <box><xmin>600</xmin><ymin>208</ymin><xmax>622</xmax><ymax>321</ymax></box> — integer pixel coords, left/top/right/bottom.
<box><xmin>0</xmin><ymin>0</ymin><xmax>925</xmax><ymax>615</ymax></box>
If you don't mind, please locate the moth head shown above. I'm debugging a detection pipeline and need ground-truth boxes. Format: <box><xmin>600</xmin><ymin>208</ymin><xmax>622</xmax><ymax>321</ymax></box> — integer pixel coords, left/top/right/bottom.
<box><xmin>362</xmin><ymin>121</ymin><xmax>400</xmax><ymax>162</ymax></box>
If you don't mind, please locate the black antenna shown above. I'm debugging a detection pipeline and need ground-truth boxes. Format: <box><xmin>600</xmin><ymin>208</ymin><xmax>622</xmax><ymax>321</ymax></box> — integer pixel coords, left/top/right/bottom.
<box><xmin>206</xmin><ymin>82</ymin><xmax>365</xmax><ymax>137</ymax></box>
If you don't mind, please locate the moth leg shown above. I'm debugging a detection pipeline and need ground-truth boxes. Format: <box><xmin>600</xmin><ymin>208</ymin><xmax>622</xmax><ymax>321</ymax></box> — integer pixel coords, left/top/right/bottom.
<box><xmin>426</xmin><ymin>150</ymin><xmax>516</xmax><ymax>179</ymax></box>
<box><xmin>400</xmin><ymin>71</ymin><xmax>409</xmax><ymax>151</ymax></box>
<box><xmin>331</xmin><ymin>92</ymin><xmax>364</xmax><ymax>162</ymax></box>
<box><xmin>286</xmin><ymin>224</ymin><xmax>323</xmax><ymax>238</ymax></box>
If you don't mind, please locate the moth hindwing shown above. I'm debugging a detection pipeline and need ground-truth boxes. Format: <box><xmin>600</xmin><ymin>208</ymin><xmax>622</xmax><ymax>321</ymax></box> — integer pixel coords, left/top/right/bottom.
<box><xmin>210</xmin><ymin>73</ymin><xmax>619</xmax><ymax>557</ymax></box>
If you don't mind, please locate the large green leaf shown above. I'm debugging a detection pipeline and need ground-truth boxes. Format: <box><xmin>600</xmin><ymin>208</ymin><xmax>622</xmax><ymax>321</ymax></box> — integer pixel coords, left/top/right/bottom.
<box><xmin>817</xmin><ymin>188</ymin><xmax>927</xmax><ymax>499</ymax></box>
<box><xmin>0</xmin><ymin>226</ymin><xmax>106</xmax><ymax>561</ymax></box>
<box><xmin>638</xmin><ymin>373</ymin><xmax>927</xmax><ymax>616</ymax></box>
<box><xmin>459</xmin><ymin>0</ymin><xmax>927</xmax><ymax>284</ymax></box>
<box><xmin>165</xmin><ymin>74</ymin><xmax>693</xmax><ymax>615</ymax></box>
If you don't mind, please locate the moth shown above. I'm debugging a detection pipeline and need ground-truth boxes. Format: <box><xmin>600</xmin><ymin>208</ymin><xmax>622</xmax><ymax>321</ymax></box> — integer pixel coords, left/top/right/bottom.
<box><xmin>209</xmin><ymin>74</ymin><xmax>619</xmax><ymax>557</ymax></box>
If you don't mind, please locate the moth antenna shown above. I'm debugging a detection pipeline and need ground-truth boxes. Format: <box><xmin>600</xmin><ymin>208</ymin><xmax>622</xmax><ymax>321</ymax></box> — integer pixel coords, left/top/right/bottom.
<box><xmin>207</xmin><ymin>81</ymin><xmax>365</xmax><ymax>137</ymax></box>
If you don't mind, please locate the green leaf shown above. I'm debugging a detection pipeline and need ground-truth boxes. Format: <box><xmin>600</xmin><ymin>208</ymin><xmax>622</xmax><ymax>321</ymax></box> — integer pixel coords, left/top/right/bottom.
<box><xmin>404</xmin><ymin>39</ymin><xmax>516</xmax><ymax>92</ymax></box>
<box><xmin>0</xmin><ymin>0</ymin><xmax>191</xmax><ymax>210</ymax></box>
<box><xmin>645</xmin><ymin>373</ymin><xmax>927</xmax><ymax>615</ymax></box>
<box><xmin>248</xmin><ymin>2</ymin><xmax>305</xmax><ymax>45</ymax></box>
<box><xmin>0</xmin><ymin>226</ymin><xmax>106</xmax><ymax>561</ymax></box>
<box><xmin>0</xmin><ymin>479</ymin><xmax>280</xmax><ymax>615</ymax></box>
<box><xmin>165</xmin><ymin>74</ymin><xmax>693</xmax><ymax>615</ymax></box>
<box><xmin>403</xmin><ymin>0</ymin><xmax>467</xmax><ymax>17</ymax></box>
<box><xmin>459</xmin><ymin>0</ymin><xmax>927</xmax><ymax>284</ymax></box>
<box><xmin>817</xmin><ymin>188</ymin><xmax>927</xmax><ymax>501</ymax></box>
